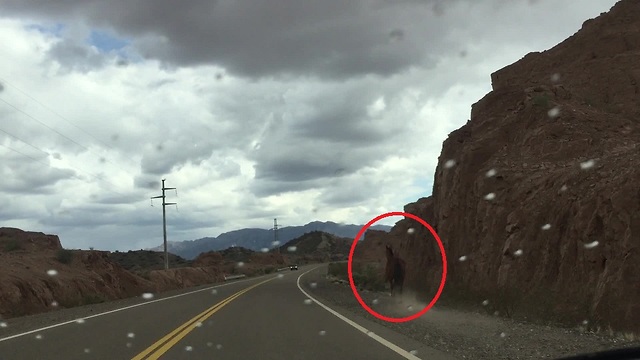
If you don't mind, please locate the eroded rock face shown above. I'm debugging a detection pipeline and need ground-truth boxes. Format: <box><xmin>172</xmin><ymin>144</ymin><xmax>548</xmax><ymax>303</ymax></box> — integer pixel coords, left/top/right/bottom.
<box><xmin>380</xmin><ymin>0</ymin><xmax>640</xmax><ymax>332</ymax></box>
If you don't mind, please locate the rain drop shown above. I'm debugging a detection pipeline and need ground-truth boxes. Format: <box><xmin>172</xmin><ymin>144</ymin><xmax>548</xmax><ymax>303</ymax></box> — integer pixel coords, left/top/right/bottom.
<box><xmin>484</xmin><ymin>193</ymin><xmax>496</xmax><ymax>201</ymax></box>
<box><xmin>407</xmin><ymin>228</ymin><xmax>415</xmax><ymax>234</ymax></box>
<box><xmin>319</xmin><ymin>330</ymin><xmax>326</xmax><ymax>336</ymax></box>
<box><xmin>127</xmin><ymin>332</ymin><xmax>135</xmax><ymax>338</ymax></box>
<box><xmin>142</xmin><ymin>293</ymin><xmax>154</xmax><ymax>300</ymax></box>
<box><xmin>185</xmin><ymin>346</ymin><xmax>193</xmax><ymax>352</ymax></box>
<box><xmin>582</xmin><ymin>320</ymin><xmax>589</xmax><ymax>325</ymax></box>
<box><xmin>0</xmin><ymin>322</ymin><xmax>7</xmax><ymax>328</ymax></box>
<box><xmin>500</xmin><ymin>332</ymin><xmax>506</xmax><ymax>338</ymax></box>
<box><xmin>84</xmin><ymin>348</ymin><xmax>91</xmax><ymax>354</ymax></box>
<box><xmin>195</xmin><ymin>322</ymin><xmax>203</xmax><ymax>327</ymax></box>
<box><xmin>260</xmin><ymin>248</ymin><xmax>269</xmax><ymax>253</ymax></box>
<box><xmin>551</xmin><ymin>73</ymin><xmax>561</xmax><ymax>83</ymax></box>
<box><xmin>47</xmin><ymin>269</ymin><xmax>58</xmax><ymax>276</ymax></box>
<box><xmin>51</xmin><ymin>301</ymin><xmax>59</xmax><ymax>307</ymax></box>
<box><xmin>444</xmin><ymin>159</ymin><xmax>456</xmax><ymax>169</ymax></box>
<box><xmin>514</xmin><ymin>249</ymin><xmax>523</xmax><ymax>257</ymax></box>
<box><xmin>35</xmin><ymin>334</ymin><xmax>43</xmax><ymax>340</ymax></box>
<box><xmin>407</xmin><ymin>305</ymin><xmax>414</xmax><ymax>311</ymax></box>
<box><xmin>126</xmin><ymin>342</ymin><xmax>132</xmax><ymax>348</ymax></box>
<box><xmin>207</xmin><ymin>342</ymin><xmax>213</xmax><ymax>347</ymax></box>
<box><xmin>580</xmin><ymin>159</ymin><xmax>595</xmax><ymax>170</ymax></box>
<box><xmin>410</xmin><ymin>350</ymin><xmax>419</xmax><ymax>355</ymax></box>
<box><xmin>277</xmin><ymin>274</ymin><xmax>284</xmax><ymax>279</ymax></box>
<box><xmin>584</xmin><ymin>241</ymin><xmax>599</xmax><ymax>249</ymax></box>
<box><xmin>560</xmin><ymin>185</ymin><xmax>568</xmax><ymax>192</ymax></box>
<box><xmin>304</xmin><ymin>299</ymin><xmax>313</xmax><ymax>305</ymax></box>
<box><xmin>541</xmin><ymin>224</ymin><xmax>551</xmax><ymax>230</ymax></box>
<box><xmin>211</xmin><ymin>289</ymin><xmax>218</xmax><ymax>295</ymax></box>
<box><xmin>548</xmin><ymin>107</ymin><xmax>561</xmax><ymax>118</ymax></box>
<box><xmin>271</xmin><ymin>241</ymin><xmax>281</xmax><ymax>247</ymax></box>
<box><xmin>216</xmin><ymin>344</ymin><xmax>223</xmax><ymax>350</ymax></box>
<box><xmin>310</xmin><ymin>282</ymin><xmax>317</xmax><ymax>288</ymax></box>
<box><xmin>372</xmin><ymin>299</ymin><xmax>379</xmax><ymax>305</ymax></box>
<box><xmin>75</xmin><ymin>318</ymin><xmax>85</xmax><ymax>324</ymax></box>
<box><xmin>237</xmin><ymin>262</ymin><xmax>245</xmax><ymax>267</ymax></box>
<box><xmin>287</xmin><ymin>246</ymin><xmax>297</xmax><ymax>252</ymax></box>
<box><xmin>482</xmin><ymin>300</ymin><xmax>489</xmax><ymax>306</ymax></box>
<box><xmin>486</xmin><ymin>169</ymin><xmax>497</xmax><ymax>177</ymax></box>
<box><xmin>459</xmin><ymin>255</ymin><xmax>468</xmax><ymax>262</ymax></box>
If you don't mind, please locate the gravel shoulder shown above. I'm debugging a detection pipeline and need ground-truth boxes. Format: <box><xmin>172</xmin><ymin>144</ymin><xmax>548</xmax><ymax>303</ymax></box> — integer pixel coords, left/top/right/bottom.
<box><xmin>299</xmin><ymin>265</ymin><xmax>640</xmax><ymax>360</ymax></box>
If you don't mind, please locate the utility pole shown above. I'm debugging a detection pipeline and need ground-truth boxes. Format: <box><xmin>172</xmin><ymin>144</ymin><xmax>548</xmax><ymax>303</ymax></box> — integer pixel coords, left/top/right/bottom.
<box><xmin>151</xmin><ymin>179</ymin><xmax>176</xmax><ymax>270</ymax></box>
<box><xmin>273</xmin><ymin>218</ymin><xmax>279</xmax><ymax>254</ymax></box>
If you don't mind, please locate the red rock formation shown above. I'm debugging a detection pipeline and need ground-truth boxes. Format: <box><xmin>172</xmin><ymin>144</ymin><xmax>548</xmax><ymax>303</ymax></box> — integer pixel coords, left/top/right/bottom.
<box><xmin>380</xmin><ymin>0</ymin><xmax>640</xmax><ymax>332</ymax></box>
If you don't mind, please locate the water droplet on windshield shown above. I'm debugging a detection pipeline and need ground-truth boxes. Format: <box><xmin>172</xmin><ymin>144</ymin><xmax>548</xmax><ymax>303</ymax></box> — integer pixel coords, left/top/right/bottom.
<box><xmin>484</xmin><ymin>193</ymin><xmax>496</xmax><ymax>201</ymax></box>
<box><xmin>548</xmin><ymin>107</ymin><xmax>561</xmax><ymax>118</ymax></box>
<box><xmin>514</xmin><ymin>249</ymin><xmax>523</xmax><ymax>256</ymax></box>
<box><xmin>47</xmin><ymin>269</ymin><xmax>58</xmax><ymax>276</ymax></box>
<box><xmin>560</xmin><ymin>185</ymin><xmax>568</xmax><ymax>192</ymax></box>
<box><xmin>126</xmin><ymin>342</ymin><xmax>132</xmax><ymax>348</ymax></box>
<box><xmin>277</xmin><ymin>274</ymin><xmax>284</xmax><ymax>279</ymax></box>
<box><xmin>195</xmin><ymin>322</ymin><xmax>203</xmax><ymax>327</ymax></box>
<box><xmin>310</xmin><ymin>282</ymin><xmax>317</xmax><ymax>288</ymax></box>
<box><xmin>551</xmin><ymin>73</ymin><xmax>561</xmax><ymax>83</ymax></box>
<box><xmin>216</xmin><ymin>344</ymin><xmax>223</xmax><ymax>350</ymax></box>
<box><xmin>142</xmin><ymin>293</ymin><xmax>154</xmax><ymax>300</ymax></box>
<box><xmin>260</xmin><ymin>248</ymin><xmax>269</xmax><ymax>253</ymax></box>
<box><xmin>206</xmin><ymin>342</ymin><xmax>213</xmax><ymax>347</ymax></box>
<box><xmin>51</xmin><ymin>301</ymin><xmax>59</xmax><ymax>307</ymax></box>
<box><xmin>35</xmin><ymin>334</ymin><xmax>43</xmax><ymax>340</ymax></box>
<box><xmin>444</xmin><ymin>159</ymin><xmax>456</xmax><ymax>168</ymax></box>
<box><xmin>372</xmin><ymin>299</ymin><xmax>379</xmax><ymax>305</ymax></box>
<box><xmin>271</xmin><ymin>241</ymin><xmax>280</xmax><ymax>247</ymax></box>
<box><xmin>580</xmin><ymin>159</ymin><xmax>595</xmax><ymax>170</ymax></box>
<box><xmin>407</xmin><ymin>228</ymin><xmax>415</xmax><ymax>234</ymax></box>
<box><xmin>237</xmin><ymin>262</ymin><xmax>245</xmax><ymax>267</ymax></box>
<box><xmin>500</xmin><ymin>332</ymin><xmax>507</xmax><ymax>338</ymax></box>
<box><xmin>584</xmin><ymin>241</ymin><xmax>599</xmax><ymax>249</ymax></box>
<box><xmin>287</xmin><ymin>246</ymin><xmax>297</xmax><ymax>252</ymax></box>
<box><xmin>319</xmin><ymin>330</ymin><xmax>326</xmax><ymax>336</ymax></box>
<box><xmin>127</xmin><ymin>332</ymin><xmax>135</xmax><ymax>338</ymax></box>
<box><xmin>84</xmin><ymin>348</ymin><xmax>91</xmax><ymax>354</ymax></box>
<box><xmin>541</xmin><ymin>224</ymin><xmax>551</xmax><ymax>230</ymax></box>
<box><xmin>185</xmin><ymin>346</ymin><xmax>193</xmax><ymax>352</ymax></box>
<box><xmin>75</xmin><ymin>318</ymin><xmax>85</xmax><ymax>324</ymax></box>
<box><xmin>211</xmin><ymin>289</ymin><xmax>218</xmax><ymax>295</ymax></box>
<box><xmin>458</xmin><ymin>255</ymin><xmax>468</xmax><ymax>262</ymax></box>
<box><xmin>0</xmin><ymin>322</ymin><xmax>7</xmax><ymax>328</ymax></box>
<box><xmin>486</xmin><ymin>169</ymin><xmax>497</xmax><ymax>177</ymax></box>
<box><xmin>410</xmin><ymin>350</ymin><xmax>419</xmax><ymax>355</ymax></box>
<box><xmin>482</xmin><ymin>300</ymin><xmax>489</xmax><ymax>306</ymax></box>
<box><xmin>304</xmin><ymin>299</ymin><xmax>313</xmax><ymax>305</ymax></box>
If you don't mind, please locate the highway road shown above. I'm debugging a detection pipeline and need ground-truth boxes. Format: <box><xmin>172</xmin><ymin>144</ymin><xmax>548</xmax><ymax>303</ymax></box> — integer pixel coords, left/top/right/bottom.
<box><xmin>0</xmin><ymin>264</ymin><xmax>455</xmax><ymax>359</ymax></box>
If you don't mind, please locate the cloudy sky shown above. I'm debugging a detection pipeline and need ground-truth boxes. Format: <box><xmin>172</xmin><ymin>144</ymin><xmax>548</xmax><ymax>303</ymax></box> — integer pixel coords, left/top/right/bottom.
<box><xmin>0</xmin><ymin>0</ymin><xmax>618</xmax><ymax>251</ymax></box>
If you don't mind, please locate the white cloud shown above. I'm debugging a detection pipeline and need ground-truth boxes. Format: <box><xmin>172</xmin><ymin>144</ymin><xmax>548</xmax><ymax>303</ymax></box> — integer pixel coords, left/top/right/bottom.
<box><xmin>0</xmin><ymin>0</ymin><xmax>618</xmax><ymax>250</ymax></box>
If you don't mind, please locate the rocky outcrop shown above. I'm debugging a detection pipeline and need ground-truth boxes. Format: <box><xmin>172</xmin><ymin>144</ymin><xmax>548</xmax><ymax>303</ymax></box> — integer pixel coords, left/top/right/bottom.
<box><xmin>364</xmin><ymin>0</ymin><xmax>640</xmax><ymax>333</ymax></box>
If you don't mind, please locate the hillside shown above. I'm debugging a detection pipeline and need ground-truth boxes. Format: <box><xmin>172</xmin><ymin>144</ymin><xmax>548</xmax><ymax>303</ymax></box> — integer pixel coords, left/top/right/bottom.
<box><xmin>357</xmin><ymin>0</ymin><xmax>640</xmax><ymax>333</ymax></box>
<box><xmin>278</xmin><ymin>230</ymin><xmax>352</xmax><ymax>263</ymax></box>
<box><xmin>0</xmin><ymin>227</ymin><xmax>283</xmax><ymax>319</ymax></box>
<box><xmin>150</xmin><ymin>220</ymin><xmax>391</xmax><ymax>260</ymax></box>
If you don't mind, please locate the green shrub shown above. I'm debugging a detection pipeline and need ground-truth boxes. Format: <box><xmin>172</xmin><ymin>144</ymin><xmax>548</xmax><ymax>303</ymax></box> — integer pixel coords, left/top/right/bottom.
<box><xmin>56</xmin><ymin>249</ymin><xmax>74</xmax><ymax>264</ymax></box>
<box><xmin>4</xmin><ymin>239</ymin><xmax>22</xmax><ymax>252</ymax></box>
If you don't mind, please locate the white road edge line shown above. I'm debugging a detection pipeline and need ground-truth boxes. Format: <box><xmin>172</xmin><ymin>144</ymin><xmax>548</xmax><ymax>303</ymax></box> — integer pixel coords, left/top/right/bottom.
<box><xmin>0</xmin><ymin>274</ymin><xmax>266</xmax><ymax>342</ymax></box>
<box><xmin>296</xmin><ymin>266</ymin><xmax>421</xmax><ymax>360</ymax></box>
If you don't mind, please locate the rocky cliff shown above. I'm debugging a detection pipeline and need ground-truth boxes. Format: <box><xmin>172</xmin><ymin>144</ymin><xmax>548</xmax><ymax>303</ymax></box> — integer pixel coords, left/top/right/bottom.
<box><xmin>364</xmin><ymin>0</ymin><xmax>640</xmax><ymax>333</ymax></box>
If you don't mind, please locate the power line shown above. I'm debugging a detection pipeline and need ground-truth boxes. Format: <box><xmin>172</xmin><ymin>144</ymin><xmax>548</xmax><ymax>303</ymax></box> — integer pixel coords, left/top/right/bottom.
<box><xmin>0</xmin><ymin>96</ymin><xmax>133</xmax><ymax>176</ymax></box>
<box><xmin>0</xmin><ymin>138</ymin><xmax>130</xmax><ymax>198</ymax></box>
<box><xmin>0</xmin><ymin>76</ymin><xmax>124</xmax><ymax>154</ymax></box>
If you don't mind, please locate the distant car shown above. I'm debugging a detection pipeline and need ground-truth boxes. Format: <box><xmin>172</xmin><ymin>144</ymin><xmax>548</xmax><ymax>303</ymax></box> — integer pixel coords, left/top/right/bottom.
<box><xmin>290</xmin><ymin>264</ymin><xmax>298</xmax><ymax>271</ymax></box>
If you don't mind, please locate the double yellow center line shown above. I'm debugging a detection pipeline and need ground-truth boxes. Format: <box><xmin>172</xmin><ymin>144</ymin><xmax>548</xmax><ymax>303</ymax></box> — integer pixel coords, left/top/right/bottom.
<box><xmin>132</xmin><ymin>277</ymin><xmax>275</xmax><ymax>360</ymax></box>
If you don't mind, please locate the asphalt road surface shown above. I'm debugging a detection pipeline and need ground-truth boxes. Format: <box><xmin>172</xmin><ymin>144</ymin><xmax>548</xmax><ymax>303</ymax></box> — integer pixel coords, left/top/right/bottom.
<box><xmin>0</xmin><ymin>264</ymin><xmax>455</xmax><ymax>359</ymax></box>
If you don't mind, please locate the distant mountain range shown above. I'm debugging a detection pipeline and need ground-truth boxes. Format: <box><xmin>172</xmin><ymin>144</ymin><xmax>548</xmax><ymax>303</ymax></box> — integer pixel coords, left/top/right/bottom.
<box><xmin>148</xmin><ymin>221</ymin><xmax>392</xmax><ymax>260</ymax></box>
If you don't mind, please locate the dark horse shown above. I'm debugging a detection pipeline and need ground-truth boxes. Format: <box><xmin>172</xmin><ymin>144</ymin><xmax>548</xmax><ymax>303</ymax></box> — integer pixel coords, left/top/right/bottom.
<box><xmin>385</xmin><ymin>245</ymin><xmax>406</xmax><ymax>297</ymax></box>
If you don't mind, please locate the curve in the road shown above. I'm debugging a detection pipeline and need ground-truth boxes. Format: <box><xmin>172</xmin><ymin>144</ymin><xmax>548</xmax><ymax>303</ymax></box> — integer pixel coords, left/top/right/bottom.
<box><xmin>297</xmin><ymin>266</ymin><xmax>421</xmax><ymax>360</ymax></box>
